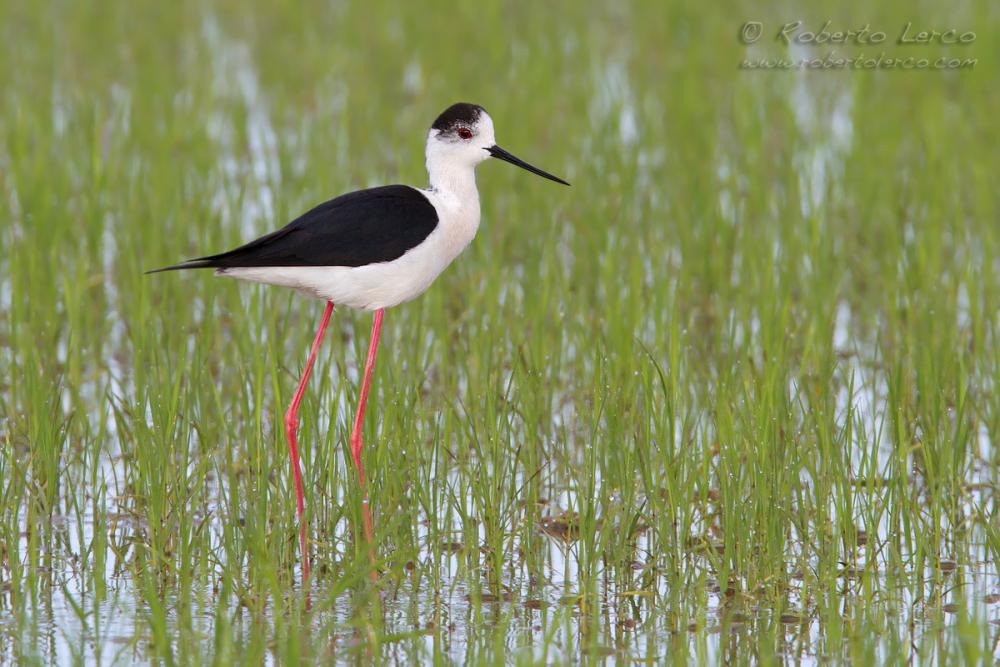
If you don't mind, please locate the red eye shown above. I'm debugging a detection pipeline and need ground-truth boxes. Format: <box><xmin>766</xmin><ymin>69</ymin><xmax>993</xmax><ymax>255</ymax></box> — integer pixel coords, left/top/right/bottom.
<box><xmin>457</xmin><ymin>127</ymin><xmax>473</xmax><ymax>140</ymax></box>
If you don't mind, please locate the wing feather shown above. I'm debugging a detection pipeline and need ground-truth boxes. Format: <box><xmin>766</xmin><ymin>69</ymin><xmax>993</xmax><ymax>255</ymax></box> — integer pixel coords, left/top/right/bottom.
<box><xmin>149</xmin><ymin>185</ymin><xmax>438</xmax><ymax>272</ymax></box>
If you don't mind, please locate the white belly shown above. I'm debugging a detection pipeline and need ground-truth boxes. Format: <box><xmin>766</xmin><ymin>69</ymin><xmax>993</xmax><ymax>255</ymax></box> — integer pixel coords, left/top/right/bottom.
<box><xmin>219</xmin><ymin>194</ymin><xmax>479</xmax><ymax>311</ymax></box>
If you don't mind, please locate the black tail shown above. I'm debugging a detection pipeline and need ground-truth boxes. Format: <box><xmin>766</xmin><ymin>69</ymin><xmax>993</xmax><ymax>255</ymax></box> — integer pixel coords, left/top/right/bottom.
<box><xmin>144</xmin><ymin>259</ymin><xmax>216</xmax><ymax>275</ymax></box>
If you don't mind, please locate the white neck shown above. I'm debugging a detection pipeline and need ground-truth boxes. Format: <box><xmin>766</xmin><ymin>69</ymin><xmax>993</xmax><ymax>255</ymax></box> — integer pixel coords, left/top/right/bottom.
<box><xmin>423</xmin><ymin>142</ymin><xmax>483</xmax><ymax>255</ymax></box>
<box><xmin>426</xmin><ymin>153</ymin><xmax>480</xmax><ymax>204</ymax></box>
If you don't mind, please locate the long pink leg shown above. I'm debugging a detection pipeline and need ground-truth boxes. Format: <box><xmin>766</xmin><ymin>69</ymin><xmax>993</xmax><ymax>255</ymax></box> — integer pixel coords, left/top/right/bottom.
<box><xmin>284</xmin><ymin>300</ymin><xmax>334</xmax><ymax>582</ymax></box>
<box><xmin>350</xmin><ymin>308</ymin><xmax>384</xmax><ymax>554</ymax></box>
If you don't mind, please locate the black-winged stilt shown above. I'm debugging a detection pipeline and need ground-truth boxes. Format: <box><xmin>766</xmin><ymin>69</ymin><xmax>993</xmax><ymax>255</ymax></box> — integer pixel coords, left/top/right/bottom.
<box><xmin>150</xmin><ymin>103</ymin><xmax>568</xmax><ymax>580</ymax></box>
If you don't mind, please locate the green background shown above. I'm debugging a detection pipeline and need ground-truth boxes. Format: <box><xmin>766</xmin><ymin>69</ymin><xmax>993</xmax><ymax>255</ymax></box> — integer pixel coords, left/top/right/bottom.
<box><xmin>1</xmin><ymin>0</ymin><xmax>997</xmax><ymax>663</ymax></box>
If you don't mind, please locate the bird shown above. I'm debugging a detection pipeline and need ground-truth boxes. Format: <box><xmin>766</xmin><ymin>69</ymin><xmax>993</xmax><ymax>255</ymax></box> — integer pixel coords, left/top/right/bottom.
<box><xmin>149</xmin><ymin>103</ymin><xmax>569</xmax><ymax>582</ymax></box>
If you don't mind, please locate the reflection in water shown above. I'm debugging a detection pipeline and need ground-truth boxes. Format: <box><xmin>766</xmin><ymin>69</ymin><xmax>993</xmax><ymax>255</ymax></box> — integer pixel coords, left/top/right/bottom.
<box><xmin>3</xmin><ymin>11</ymin><xmax>997</xmax><ymax>667</ymax></box>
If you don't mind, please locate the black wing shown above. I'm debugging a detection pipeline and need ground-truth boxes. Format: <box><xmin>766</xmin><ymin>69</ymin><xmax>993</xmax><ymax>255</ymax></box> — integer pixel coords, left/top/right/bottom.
<box><xmin>149</xmin><ymin>185</ymin><xmax>438</xmax><ymax>272</ymax></box>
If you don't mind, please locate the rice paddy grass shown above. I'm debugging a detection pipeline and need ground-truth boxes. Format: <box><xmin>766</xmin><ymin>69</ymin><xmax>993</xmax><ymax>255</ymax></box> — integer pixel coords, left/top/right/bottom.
<box><xmin>1</xmin><ymin>0</ymin><xmax>998</xmax><ymax>663</ymax></box>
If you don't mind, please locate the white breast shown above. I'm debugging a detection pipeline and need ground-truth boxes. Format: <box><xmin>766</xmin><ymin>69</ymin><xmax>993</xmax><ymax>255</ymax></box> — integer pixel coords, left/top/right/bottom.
<box><xmin>220</xmin><ymin>188</ymin><xmax>480</xmax><ymax>311</ymax></box>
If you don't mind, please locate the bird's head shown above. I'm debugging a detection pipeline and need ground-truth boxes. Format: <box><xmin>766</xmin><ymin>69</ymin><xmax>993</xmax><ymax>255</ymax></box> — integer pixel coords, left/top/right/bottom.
<box><xmin>426</xmin><ymin>102</ymin><xmax>569</xmax><ymax>187</ymax></box>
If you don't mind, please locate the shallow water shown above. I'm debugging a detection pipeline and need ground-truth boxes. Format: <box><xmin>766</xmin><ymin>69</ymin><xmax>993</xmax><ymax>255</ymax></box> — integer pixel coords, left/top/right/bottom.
<box><xmin>2</xmin><ymin>1</ymin><xmax>998</xmax><ymax>663</ymax></box>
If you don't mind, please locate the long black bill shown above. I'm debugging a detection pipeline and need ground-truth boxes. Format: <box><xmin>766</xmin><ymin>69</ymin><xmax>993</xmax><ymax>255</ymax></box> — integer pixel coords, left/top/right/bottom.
<box><xmin>487</xmin><ymin>145</ymin><xmax>570</xmax><ymax>186</ymax></box>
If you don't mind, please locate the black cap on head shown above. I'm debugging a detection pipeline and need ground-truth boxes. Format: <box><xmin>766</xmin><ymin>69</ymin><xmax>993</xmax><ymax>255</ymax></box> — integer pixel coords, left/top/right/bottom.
<box><xmin>432</xmin><ymin>103</ymin><xmax>486</xmax><ymax>132</ymax></box>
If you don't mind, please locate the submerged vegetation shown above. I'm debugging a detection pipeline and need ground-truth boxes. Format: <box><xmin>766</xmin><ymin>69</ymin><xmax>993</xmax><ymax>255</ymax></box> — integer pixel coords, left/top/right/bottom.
<box><xmin>1</xmin><ymin>0</ymin><xmax>998</xmax><ymax>663</ymax></box>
